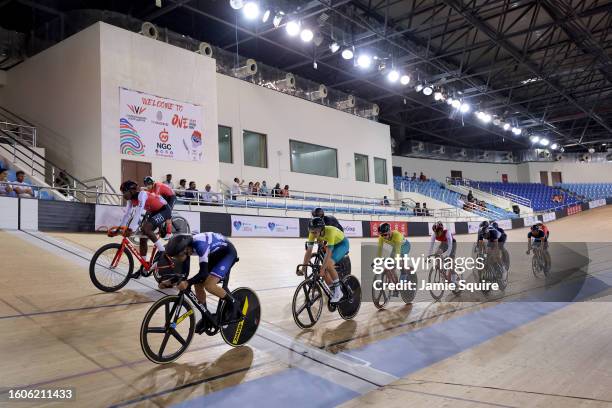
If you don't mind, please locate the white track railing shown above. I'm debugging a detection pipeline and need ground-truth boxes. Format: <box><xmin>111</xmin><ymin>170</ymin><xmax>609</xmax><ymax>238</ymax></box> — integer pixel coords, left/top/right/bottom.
<box><xmin>447</xmin><ymin>177</ymin><xmax>532</xmax><ymax>208</ymax></box>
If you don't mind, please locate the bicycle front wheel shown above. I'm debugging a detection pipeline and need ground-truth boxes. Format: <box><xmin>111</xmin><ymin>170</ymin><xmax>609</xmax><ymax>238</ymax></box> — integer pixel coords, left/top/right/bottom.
<box><xmin>140</xmin><ymin>295</ymin><xmax>195</xmax><ymax>364</ymax></box>
<box><xmin>372</xmin><ymin>272</ymin><xmax>391</xmax><ymax>310</ymax></box>
<box><xmin>428</xmin><ymin>267</ymin><xmax>445</xmax><ymax>301</ymax></box>
<box><xmin>89</xmin><ymin>243</ymin><xmax>134</xmax><ymax>292</ymax></box>
<box><xmin>292</xmin><ymin>279</ymin><xmax>323</xmax><ymax>329</ymax></box>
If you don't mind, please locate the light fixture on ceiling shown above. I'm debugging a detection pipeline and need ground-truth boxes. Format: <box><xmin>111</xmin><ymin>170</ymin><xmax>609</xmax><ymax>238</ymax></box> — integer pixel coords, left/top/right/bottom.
<box><xmin>272</xmin><ymin>12</ymin><xmax>284</xmax><ymax>27</ymax></box>
<box><xmin>434</xmin><ymin>91</ymin><xmax>443</xmax><ymax>101</ymax></box>
<box><xmin>400</xmin><ymin>75</ymin><xmax>410</xmax><ymax>85</ymax></box>
<box><xmin>262</xmin><ymin>9</ymin><xmax>271</xmax><ymax>23</ymax></box>
<box><xmin>230</xmin><ymin>0</ymin><xmax>245</xmax><ymax>10</ymax></box>
<box><xmin>540</xmin><ymin>138</ymin><xmax>550</xmax><ymax>146</ymax></box>
<box><xmin>300</xmin><ymin>28</ymin><xmax>314</xmax><ymax>42</ymax></box>
<box><xmin>357</xmin><ymin>54</ymin><xmax>372</xmax><ymax>68</ymax></box>
<box><xmin>422</xmin><ymin>86</ymin><xmax>433</xmax><ymax>96</ymax></box>
<box><xmin>451</xmin><ymin>99</ymin><xmax>461</xmax><ymax>109</ymax></box>
<box><xmin>503</xmin><ymin>123</ymin><xmax>510</xmax><ymax>131</ymax></box>
<box><xmin>415</xmin><ymin>84</ymin><xmax>423</xmax><ymax>93</ymax></box>
<box><xmin>286</xmin><ymin>20</ymin><xmax>300</xmax><ymax>36</ymax></box>
<box><xmin>460</xmin><ymin>103</ymin><xmax>470</xmax><ymax>113</ymax></box>
<box><xmin>341</xmin><ymin>48</ymin><xmax>354</xmax><ymax>60</ymax></box>
<box><xmin>329</xmin><ymin>42</ymin><xmax>340</xmax><ymax>53</ymax></box>
<box><xmin>387</xmin><ymin>70</ymin><xmax>400</xmax><ymax>83</ymax></box>
<box><xmin>242</xmin><ymin>1</ymin><xmax>259</xmax><ymax>19</ymax></box>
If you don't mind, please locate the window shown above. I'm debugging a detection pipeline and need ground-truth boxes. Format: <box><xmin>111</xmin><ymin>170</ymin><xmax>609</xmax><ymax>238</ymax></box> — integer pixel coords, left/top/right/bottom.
<box><xmin>374</xmin><ymin>157</ymin><xmax>387</xmax><ymax>184</ymax></box>
<box><xmin>243</xmin><ymin>130</ymin><xmax>267</xmax><ymax>168</ymax></box>
<box><xmin>290</xmin><ymin>140</ymin><xmax>338</xmax><ymax>178</ymax></box>
<box><xmin>355</xmin><ymin>154</ymin><xmax>369</xmax><ymax>182</ymax></box>
<box><xmin>218</xmin><ymin>125</ymin><xmax>232</xmax><ymax>163</ymax></box>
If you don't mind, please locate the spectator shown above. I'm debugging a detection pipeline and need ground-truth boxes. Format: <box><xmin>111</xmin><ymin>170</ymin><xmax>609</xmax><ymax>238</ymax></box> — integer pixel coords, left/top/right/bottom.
<box><xmin>412</xmin><ymin>172</ymin><xmax>417</xmax><ymax>181</ymax></box>
<box><xmin>422</xmin><ymin>202</ymin><xmax>430</xmax><ymax>216</ymax></box>
<box><xmin>272</xmin><ymin>183</ymin><xmax>281</xmax><ymax>197</ymax></box>
<box><xmin>260</xmin><ymin>181</ymin><xmax>269</xmax><ymax>196</ymax></box>
<box><xmin>467</xmin><ymin>190</ymin><xmax>474</xmax><ymax>203</ymax></box>
<box><xmin>185</xmin><ymin>181</ymin><xmax>199</xmax><ymax>202</ymax></box>
<box><xmin>163</xmin><ymin>174</ymin><xmax>174</xmax><ymax>189</ymax></box>
<box><xmin>176</xmin><ymin>179</ymin><xmax>187</xmax><ymax>197</ymax></box>
<box><xmin>382</xmin><ymin>195</ymin><xmax>390</xmax><ymax>206</ymax></box>
<box><xmin>281</xmin><ymin>185</ymin><xmax>290</xmax><ymax>197</ymax></box>
<box><xmin>231</xmin><ymin>178</ymin><xmax>244</xmax><ymax>200</ymax></box>
<box><xmin>13</xmin><ymin>171</ymin><xmax>33</xmax><ymax>198</ymax></box>
<box><xmin>419</xmin><ymin>172</ymin><xmax>426</xmax><ymax>182</ymax></box>
<box><xmin>400</xmin><ymin>200</ymin><xmax>408</xmax><ymax>211</ymax></box>
<box><xmin>253</xmin><ymin>182</ymin><xmax>260</xmax><ymax>195</ymax></box>
<box><xmin>202</xmin><ymin>184</ymin><xmax>219</xmax><ymax>204</ymax></box>
<box><xmin>0</xmin><ymin>168</ymin><xmax>14</xmax><ymax>197</ymax></box>
<box><xmin>413</xmin><ymin>202</ymin><xmax>421</xmax><ymax>216</ymax></box>
<box><xmin>403</xmin><ymin>171</ymin><xmax>408</xmax><ymax>178</ymax></box>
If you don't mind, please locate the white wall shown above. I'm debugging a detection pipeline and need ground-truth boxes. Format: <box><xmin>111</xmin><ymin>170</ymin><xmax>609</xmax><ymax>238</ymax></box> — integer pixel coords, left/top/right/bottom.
<box><xmin>99</xmin><ymin>23</ymin><xmax>219</xmax><ymax>189</ymax></box>
<box><xmin>217</xmin><ymin>74</ymin><xmax>393</xmax><ymax>197</ymax></box>
<box><xmin>0</xmin><ymin>24</ymin><xmax>102</xmax><ymax>180</ymax></box>
<box><xmin>519</xmin><ymin>161</ymin><xmax>612</xmax><ymax>184</ymax></box>
<box><xmin>392</xmin><ymin>156</ymin><xmax>519</xmax><ymax>182</ymax></box>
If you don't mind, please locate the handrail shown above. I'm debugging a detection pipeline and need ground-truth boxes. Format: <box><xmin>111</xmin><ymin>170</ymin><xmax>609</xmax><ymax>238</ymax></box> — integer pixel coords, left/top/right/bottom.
<box><xmin>446</xmin><ymin>177</ymin><xmax>532</xmax><ymax>208</ymax></box>
<box><xmin>0</xmin><ymin>106</ymin><xmax>36</xmax><ymax>128</ymax></box>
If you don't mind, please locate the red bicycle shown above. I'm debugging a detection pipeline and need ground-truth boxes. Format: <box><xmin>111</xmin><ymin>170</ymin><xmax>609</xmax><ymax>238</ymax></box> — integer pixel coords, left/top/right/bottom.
<box><xmin>89</xmin><ymin>226</ymin><xmax>174</xmax><ymax>292</ymax></box>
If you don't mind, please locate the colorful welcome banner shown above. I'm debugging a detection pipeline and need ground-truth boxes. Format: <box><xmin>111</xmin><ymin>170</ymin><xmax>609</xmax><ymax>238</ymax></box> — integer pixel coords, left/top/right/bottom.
<box><xmin>119</xmin><ymin>87</ymin><xmax>204</xmax><ymax>161</ymax></box>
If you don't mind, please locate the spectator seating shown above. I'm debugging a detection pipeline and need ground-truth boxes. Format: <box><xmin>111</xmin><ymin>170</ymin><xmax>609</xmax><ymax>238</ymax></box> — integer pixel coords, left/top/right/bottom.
<box><xmin>394</xmin><ymin>177</ymin><xmax>517</xmax><ymax>219</ymax></box>
<box><xmin>558</xmin><ymin>183</ymin><xmax>612</xmax><ymax>200</ymax></box>
<box><xmin>472</xmin><ymin>181</ymin><xmax>579</xmax><ymax>211</ymax></box>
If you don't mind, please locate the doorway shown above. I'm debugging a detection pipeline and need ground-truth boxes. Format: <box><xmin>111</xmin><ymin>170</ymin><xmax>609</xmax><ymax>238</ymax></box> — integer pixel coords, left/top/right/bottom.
<box><xmin>121</xmin><ymin>159</ymin><xmax>152</xmax><ymax>187</ymax></box>
<box><xmin>551</xmin><ymin>171</ymin><xmax>563</xmax><ymax>185</ymax></box>
<box><xmin>392</xmin><ymin>166</ymin><xmax>402</xmax><ymax>177</ymax></box>
<box><xmin>539</xmin><ymin>171</ymin><xmax>549</xmax><ymax>186</ymax></box>
<box><xmin>450</xmin><ymin>170</ymin><xmax>463</xmax><ymax>180</ymax></box>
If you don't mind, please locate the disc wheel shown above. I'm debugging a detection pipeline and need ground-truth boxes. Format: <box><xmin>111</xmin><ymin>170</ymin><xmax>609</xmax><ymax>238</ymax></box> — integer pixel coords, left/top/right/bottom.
<box><xmin>292</xmin><ymin>279</ymin><xmax>323</xmax><ymax>329</ymax></box>
<box><xmin>220</xmin><ymin>288</ymin><xmax>261</xmax><ymax>347</ymax></box>
<box><xmin>372</xmin><ymin>272</ymin><xmax>391</xmax><ymax>310</ymax></box>
<box><xmin>140</xmin><ymin>295</ymin><xmax>195</xmax><ymax>364</ymax></box>
<box><xmin>171</xmin><ymin>215</ymin><xmax>190</xmax><ymax>234</ymax></box>
<box><xmin>338</xmin><ymin>275</ymin><xmax>361</xmax><ymax>320</ymax></box>
<box><xmin>89</xmin><ymin>243</ymin><xmax>133</xmax><ymax>292</ymax></box>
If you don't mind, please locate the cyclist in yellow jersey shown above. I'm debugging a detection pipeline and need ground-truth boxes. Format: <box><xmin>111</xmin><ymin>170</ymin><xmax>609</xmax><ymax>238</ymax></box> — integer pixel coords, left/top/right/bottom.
<box><xmin>300</xmin><ymin>217</ymin><xmax>348</xmax><ymax>302</ymax></box>
<box><xmin>376</xmin><ymin>223</ymin><xmax>412</xmax><ymax>279</ymax></box>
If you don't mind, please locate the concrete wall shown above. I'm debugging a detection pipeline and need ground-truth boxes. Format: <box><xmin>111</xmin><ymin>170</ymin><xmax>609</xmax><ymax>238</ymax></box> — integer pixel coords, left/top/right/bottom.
<box><xmin>0</xmin><ymin>23</ymin><xmax>102</xmax><ymax>180</ymax></box>
<box><xmin>99</xmin><ymin>22</ymin><xmax>219</xmax><ymax>189</ymax></box>
<box><xmin>217</xmin><ymin>74</ymin><xmax>394</xmax><ymax>197</ymax></box>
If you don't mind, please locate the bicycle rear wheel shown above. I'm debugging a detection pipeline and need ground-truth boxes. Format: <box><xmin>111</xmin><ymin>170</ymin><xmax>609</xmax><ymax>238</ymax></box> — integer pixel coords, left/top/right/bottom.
<box><xmin>89</xmin><ymin>243</ymin><xmax>134</xmax><ymax>292</ymax></box>
<box><xmin>220</xmin><ymin>287</ymin><xmax>261</xmax><ymax>347</ymax></box>
<box><xmin>140</xmin><ymin>295</ymin><xmax>195</xmax><ymax>364</ymax></box>
<box><xmin>428</xmin><ymin>267</ymin><xmax>445</xmax><ymax>301</ymax></box>
<box><xmin>338</xmin><ymin>275</ymin><xmax>361</xmax><ymax>320</ymax></box>
<box><xmin>292</xmin><ymin>279</ymin><xmax>323</xmax><ymax>329</ymax></box>
<box><xmin>171</xmin><ymin>215</ymin><xmax>190</xmax><ymax>235</ymax></box>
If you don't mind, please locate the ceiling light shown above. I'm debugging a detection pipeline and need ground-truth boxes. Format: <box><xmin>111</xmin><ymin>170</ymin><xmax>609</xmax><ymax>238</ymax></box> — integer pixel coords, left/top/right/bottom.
<box><xmin>480</xmin><ymin>113</ymin><xmax>491</xmax><ymax>123</ymax></box>
<box><xmin>286</xmin><ymin>20</ymin><xmax>300</xmax><ymax>36</ymax></box>
<box><xmin>451</xmin><ymin>99</ymin><xmax>461</xmax><ymax>109</ymax></box>
<box><xmin>434</xmin><ymin>91</ymin><xmax>443</xmax><ymax>101</ymax></box>
<box><xmin>530</xmin><ymin>135</ymin><xmax>540</xmax><ymax>143</ymax></box>
<box><xmin>329</xmin><ymin>42</ymin><xmax>340</xmax><ymax>53</ymax></box>
<box><xmin>387</xmin><ymin>70</ymin><xmax>400</xmax><ymax>83</ymax></box>
<box><xmin>493</xmin><ymin>118</ymin><xmax>501</xmax><ymax>126</ymax></box>
<box><xmin>272</xmin><ymin>12</ymin><xmax>283</xmax><ymax>27</ymax></box>
<box><xmin>243</xmin><ymin>1</ymin><xmax>259</xmax><ymax>19</ymax></box>
<box><xmin>503</xmin><ymin>123</ymin><xmax>510</xmax><ymax>131</ymax></box>
<box><xmin>460</xmin><ymin>103</ymin><xmax>470</xmax><ymax>113</ymax></box>
<box><xmin>512</xmin><ymin>127</ymin><xmax>522</xmax><ymax>135</ymax></box>
<box><xmin>447</xmin><ymin>98</ymin><xmax>454</xmax><ymax>105</ymax></box>
<box><xmin>341</xmin><ymin>48</ymin><xmax>353</xmax><ymax>60</ymax></box>
<box><xmin>357</xmin><ymin>54</ymin><xmax>372</xmax><ymax>68</ymax></box>
<box><xmin>230</xmin><ymin>0</ymin><xmax>245</xmax><ymax>10</ymax></box>
<box><xmin>262</xmin><ymin>9</ymin><xmax>270</xmax><ymax>22</ymax></box>
<box><xmin>415</xmin><ymin>84</ymin><xmax>423</xmax><ymax>93</ymax></box>
<box><xmin>551</xmin><ymin>143</ymin><xmax>558</xmax><ymax>150</ymax></box>
<box><xmin>540</xmin><ymin>138</ymin><xmax>549</xmax><ymax>146</ymax></box>
<box><xmin>300</xmin><ymin>28</ymin><xmax>313</xmax><ymax>42</ymax></box>
<box><xmin>422</xmin><ymin>86</ymin><xmax>433</xmax><ymax>96</ymax></box>
<box><xmin>400</xmin><ymin>75</ymin><xmax>410</xmax><ymax>85</ymax></box>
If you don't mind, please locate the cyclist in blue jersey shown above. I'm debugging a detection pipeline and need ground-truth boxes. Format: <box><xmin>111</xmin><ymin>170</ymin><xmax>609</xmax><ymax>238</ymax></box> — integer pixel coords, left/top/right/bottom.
<box><xmin>163</xmin><ymin>233</ymin><xmax>239</xmax><ymax>331</ymax></box>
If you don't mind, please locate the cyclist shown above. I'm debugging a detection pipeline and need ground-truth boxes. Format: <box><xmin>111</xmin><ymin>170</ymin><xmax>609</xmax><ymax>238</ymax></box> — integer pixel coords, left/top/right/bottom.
<box><xmin>299</xmin><ymin>217</ymin><xmax>347</xmax><ymax>303</ymax></box>
<box><xmin>478</xmin><ymin>223</ymin><xmax>506</xmax><ymax>277</ymax></box>
<box><xmin>311</xmin><ymin>207</ymin><xmax>344</xmax><ymax>232</ymax></box>
<box><xmin>144</xmin><ymin>176</ymin><xmax>176</xmax><ymax>237</ymax></box>
<box><xmin>428</xmin><ymin>221</ymin><xmax>458</xmax><ymax>281</ymax></box>
<box><xmin>535</xmin><ymin>222</ymin><xmax>550</xmax><ymax>243</ymax></box>
<box><xmin>116</xmin><ymin>181</ymin><xmax>169</xmax><ymax>271</ymax></box>
<box><xmin>377</xmin><ymin>222</ymin><xmax>411</xmax><ymax>273</ymax></box>
<box><xmin>164</xmin><ymin>233</ymin><xmax>238</xmax><ymax>332</ymax></box>
<box><xmin>490</xmin><ymin>221</ymin><xmax>509</xmax><ymax>269</ymax></box>
<box><xmin>527</xmin><ymin>224</ymin><xmax>552</xmax><ymax>271</ymax></box>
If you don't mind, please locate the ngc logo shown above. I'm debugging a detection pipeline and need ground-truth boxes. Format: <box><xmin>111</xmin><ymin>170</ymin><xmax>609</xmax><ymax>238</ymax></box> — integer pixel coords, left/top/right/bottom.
<box><xmin>159</xmin><ymin>128</ymin><xmax>169</xmax><ymax>143</ymax></box>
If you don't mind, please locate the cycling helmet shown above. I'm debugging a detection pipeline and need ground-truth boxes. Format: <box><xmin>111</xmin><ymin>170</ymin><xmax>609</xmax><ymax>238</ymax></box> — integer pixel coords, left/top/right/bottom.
<box><xmin>531</xmin><ymin>224</ymin><xmax>540</xmax><ymax>231</ymax></box>
<box><xmin>311</xmin><ymin>207</ymin><xmax>324</xmax><ymax>218</ymax></box>
<box><xmin>479</xmin><ymin>221</ymin><xmax>489</xmax><ymax>229</ymax></box>
<box><xmin>120</xmin><ymin>180</ymin><xmax>138</xmax><ymax>193</ymax></box>
<box><xmin>165</xmin><ymin>234</ymin><xmax>194</xmax><ymax>257</ymax></box>
<box><xmin>432</xmin><ymin>221</ymin><xmax>444</xmax><ymax>233</ymax></box>
<box><xmin>143</xmin><ymin>176</ymin><xmax>155</xmax><ymax>186</ymax></box>
<box><xmin>491</xmin><ymin>221</ymin><xmax>499</xmax><ymax>229</ymax></box>
<box><xmin>378</xmin><ymin>223</ymin><xmax>391</xmax><ymax>234</ymax></box>
<box><xmin>309</xmin><ymin>217</ymin><xmax>326</xmax><ymax>231</ymax></box>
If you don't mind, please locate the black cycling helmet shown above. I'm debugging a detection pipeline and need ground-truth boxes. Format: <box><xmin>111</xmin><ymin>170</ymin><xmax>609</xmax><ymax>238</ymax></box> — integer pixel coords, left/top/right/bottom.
<box><xmin>309</xmin><ymin>217</ymin><xmax>326</xmax><ymax>231</ymax></box>
<box><xmin>491</xmin><ymin>221</ymin><xmax>499</xmax><ymax>229</ymax></box>
<box><xmin>143</xmin><ymin>176</ymin><xmax>155</xmax><ymax>186</ymax></box>
<box><xmin>311</xmin><ymin>207</ymin><xmax>324</xmax><ymax>218</ymax></box>
<box><xmin>165</xmin><ymin>234</ymin><xmax>194</xmax><ymax>257</ymax></box>
<box><xmin>378</xmin><ymin>222</ymin><xmax>391</xmax><ymax>234</ymax></box>
<box><xmin>479</xmin><ymin>221</ymin><xmax>489</xmax><ymax>229</ymax></box>
<box><xmin>531</xmin><ymin>224</ymin><xmax>540</xmax><ymax>231</ymax></box>
<box><xmin>120</xmin><ymin>180</ymin><xmax>138</xmax><ymax>193</ymax></box>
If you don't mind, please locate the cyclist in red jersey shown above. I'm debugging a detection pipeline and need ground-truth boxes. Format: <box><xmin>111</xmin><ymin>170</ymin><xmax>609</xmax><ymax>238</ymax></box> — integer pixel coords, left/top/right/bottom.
<box><xmin>144</xmin><ymin>176</ymin><xmax>176</xmax><ymax>237</ymax></box>
<box><xmin>116</xmin><ymin>181</ymin><xmax>170</xmax><ymax>267</ymax></box>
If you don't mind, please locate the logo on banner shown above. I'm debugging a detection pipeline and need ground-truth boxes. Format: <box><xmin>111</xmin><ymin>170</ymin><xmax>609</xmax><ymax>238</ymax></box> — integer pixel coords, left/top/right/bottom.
<box><xmin>567</xmin><ymin>204</ymin><xmax>582</xmax><ymax>215</ymax></box>
<box><xmin>156</xmin><ymin>111</ymin><xmax>163</xmax><ymax>121</ymax></box>
<box><xmin>155</xmin><ymin>128</ymin><xmax>174</xmax><ymax>158</ymax></box>
<box><xmin>183</xmin><ymin>130</ymin><xmax>203</xmax><ymax>161</ymax></box>
<box><xmin>128</xmin><ymin>104</ymin><xmax>146</xmax><ymax>115</ymax></box>
<box><xmin>119</xmin><ymin>118</ymin><xmax>145</xmax><ymax>156</ymax></box>
<box><xmin>268</xmin><ymin>222</ymin><xmax>276</xmax><ymax>231</ymax></box>
<box><xmin>159</xmin><ymin>128</ymin><xmax>169</xmax><ymax>143</ymax></box>
<box><xmin>233</xmin><ymin>220</ymin><xmax>242</xmax><ymax>230</ymax></box>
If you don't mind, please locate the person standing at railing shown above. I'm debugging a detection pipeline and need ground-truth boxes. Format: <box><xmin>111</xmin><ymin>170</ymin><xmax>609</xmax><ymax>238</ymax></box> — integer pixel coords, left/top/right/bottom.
<box><xmin>260</xmin><ymin>180</ymin><xmax>269</xmax><ymax>196</ymax></box>
<box><xmin>162</xmin><ymin>174</ymin><xmax>174</xmax><ymax>189</ymax></box>
<box><xmin>0</xmin><ymin>168</ymin><xmax>14</xmax><ymax>197</ymax></box>
<box><xmin>13</xmin><ymin>170</ymin><xmax>33</xmax><ymax>198</ymax></box>
<box><xmin>281</xmin><ymin>185</ymin><xmax>290</xmax><ymax>197</ymax></box>
<box><xmin>202</xmin><ymin>184</ymin><xmax>219</xmax><ymax>205</ymax></box>
<box><xmin>185</xmin><ymin>181</ymin><xmax>200</xmax><ymax>203</ymax></box>
<box><xmin>272</xmin><ymin>183</ymin><xmax>281</xmax><ymax>197</ymax></box>
<box><xmin>176</xmin><ymin>179</ymin><xmax>187</xmax><ymax>198</ymax></box>
<box><xmin>467</xmin><ymin>190</ymin><xmax>474</xmax><ymax>203</ymax></box>
<box><xmin>231</xmin><ymin>178</ymin><xmax>244</xmax><ymax>200</ymax></box>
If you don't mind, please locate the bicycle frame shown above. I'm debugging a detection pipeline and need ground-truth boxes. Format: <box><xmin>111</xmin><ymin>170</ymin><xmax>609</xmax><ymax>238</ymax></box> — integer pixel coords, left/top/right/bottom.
<box><xmin>297</xmin><ymin>245</ymin><xmax>334</xmax><ymax>300</ymax></box>
<box><xmin>110</xmin><ymin>232</ymin><xmax>158</xmax><ymax>271</ymax></box>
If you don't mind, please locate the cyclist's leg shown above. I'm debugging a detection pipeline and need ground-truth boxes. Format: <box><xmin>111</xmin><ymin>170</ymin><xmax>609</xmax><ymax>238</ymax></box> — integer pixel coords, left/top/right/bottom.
<box><xmin>206</xmin><ymin>244</ymin><xmax>239</xmax><ymax>317</ymax></box>
<box><xmin>164</xmin><ymin>196</ymin><xmax>177</xmax><ymax>236</ymax></box>
<box><xmin>328</xmin><ymin>239</ymin><xmax>349</xmax><ymax>301</ymax></box>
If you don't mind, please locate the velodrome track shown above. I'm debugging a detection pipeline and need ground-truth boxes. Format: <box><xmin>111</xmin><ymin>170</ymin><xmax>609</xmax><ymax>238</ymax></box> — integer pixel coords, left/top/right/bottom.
<box><xmin>1</xmin><ymin>205</ymin><xmax>612</xmax><ymax>407</ymax></box>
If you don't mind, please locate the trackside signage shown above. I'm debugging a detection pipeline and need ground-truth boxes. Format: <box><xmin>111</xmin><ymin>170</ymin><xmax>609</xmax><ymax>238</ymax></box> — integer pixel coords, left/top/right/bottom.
<box><xmin>230</xmin><ymin>215</ymin><xmax>299</xmax><ymax>237</ymax></box>
<box><xmin>339</xmin><ymin>220</ymin><xmax>363</xmax><ymax>237</ymax></box>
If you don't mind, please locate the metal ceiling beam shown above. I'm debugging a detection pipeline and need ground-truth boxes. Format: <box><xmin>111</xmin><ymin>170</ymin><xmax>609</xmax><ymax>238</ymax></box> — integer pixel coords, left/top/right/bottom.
<box><xmin>142</xmin><ymin>0</ymin><xmax>193</xmax><ymax>21</ymax></box>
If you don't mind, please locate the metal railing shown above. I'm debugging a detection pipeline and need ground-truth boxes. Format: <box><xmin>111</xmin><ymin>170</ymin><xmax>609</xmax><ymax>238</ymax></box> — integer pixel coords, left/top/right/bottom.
<box><xmin>447</xmin><ymin>177</ymin><xmax>532</xmax><ymax>208</ymax></box>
